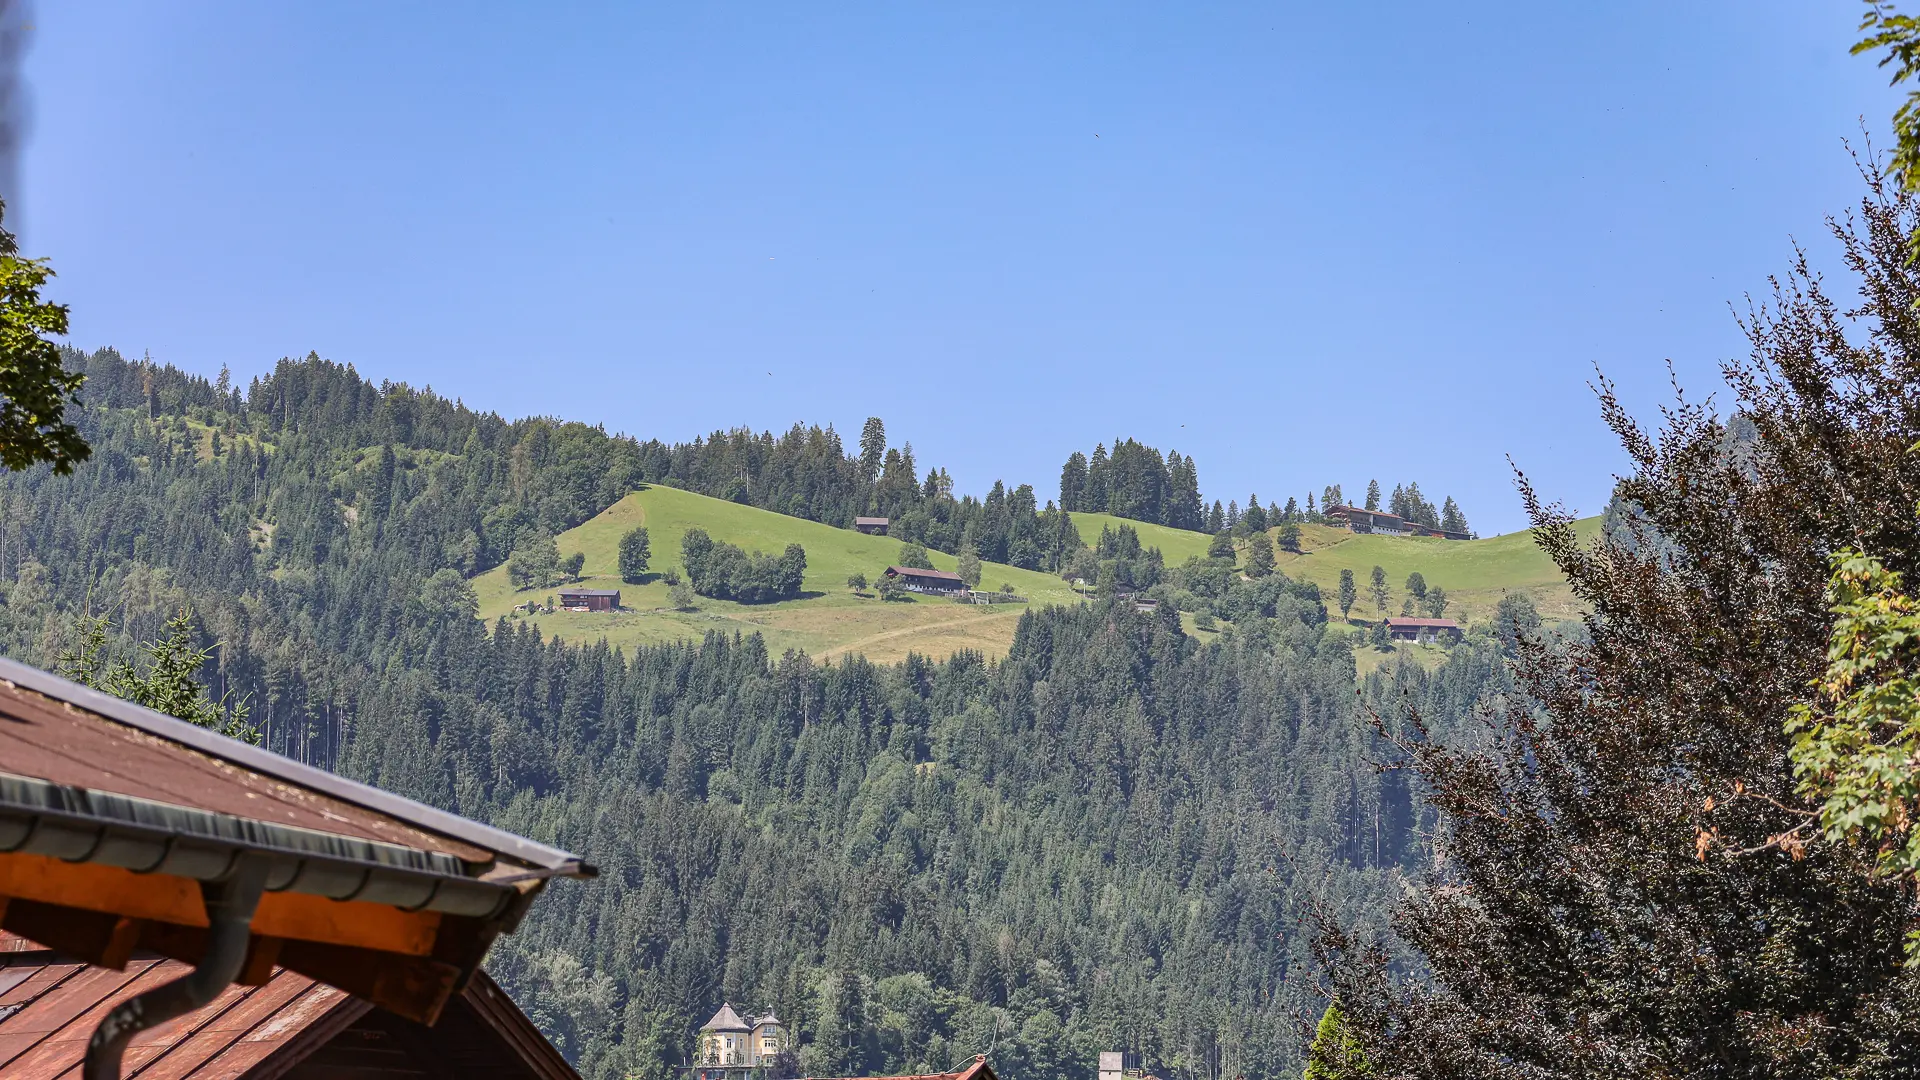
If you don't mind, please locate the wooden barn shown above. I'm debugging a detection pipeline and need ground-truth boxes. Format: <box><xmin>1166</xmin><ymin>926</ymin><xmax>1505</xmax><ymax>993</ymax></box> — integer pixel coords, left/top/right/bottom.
<box><xmin>557</xmin><ymin>587</ymin><xmax>620</xmax><ymax>612</ymax></box>
<box><xmin>853</xmin><ymin>517</ymin><xmax>890</xmax><ymax>535</ymax></box>
<box><xmin>882</xmin><ymin>566</ymin><xmax>966</xmax><ymax>594</ymax></box>
<box><xmin>1384</xmin><ymin>616</ymin><xmax>1463</xmax><ymax>643</ymax></box>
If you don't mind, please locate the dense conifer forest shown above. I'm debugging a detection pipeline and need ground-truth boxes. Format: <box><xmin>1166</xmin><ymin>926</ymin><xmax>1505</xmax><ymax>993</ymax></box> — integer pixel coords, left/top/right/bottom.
<box><xmin>0</xmin><ymin>346</ymin><xmax>1522</xmax><ymax>1079</ymax></box>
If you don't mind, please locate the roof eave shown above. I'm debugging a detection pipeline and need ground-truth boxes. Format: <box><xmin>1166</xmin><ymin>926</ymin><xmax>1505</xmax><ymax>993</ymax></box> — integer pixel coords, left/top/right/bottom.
<box><xmin>0</xmin><ymin>658</ymin><xmax>595</xmax><ymax>877</ymax></box>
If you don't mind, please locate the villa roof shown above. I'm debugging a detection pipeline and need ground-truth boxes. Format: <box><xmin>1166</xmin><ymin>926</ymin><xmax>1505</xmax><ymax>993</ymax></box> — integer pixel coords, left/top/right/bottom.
<box><xmin>754</xmin><ymin>1011</ymin><xmax>783</xmax><ymax>1027</ymax></box>
<box><xmin>703</xmin><ymin>1003</ymin><xmax>751</xmax><ymax>1032</ymax></box>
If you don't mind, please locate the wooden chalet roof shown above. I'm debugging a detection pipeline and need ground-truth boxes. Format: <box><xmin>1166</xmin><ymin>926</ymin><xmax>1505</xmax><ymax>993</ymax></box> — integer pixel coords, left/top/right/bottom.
<box><xmin>1384</xmin><ymin>617</ymin><xmax>1461</xmax><ymax>629</ymax></box>
<box><xmin>884</xmin><ymin>566</ymin><xmax>964</xmax><ymax>583</ymax></box>
<box><xmin>806</xmin><ymin>1054</ymin><xmax>998</xmax><ymax>1080</ymax></box>
<box><xmin>0</xmin><ymin>657</ymin><xmax>596</xmax><ymax>1026</ymax></box>
<box><xmin>0</xmin><ymin>934</ymin><xmax>577</xmax><ymax>1079</ymax></box>
<box><xmin>556</xmin><ymin>588</ymin><xmax>620</xmax><ymax>597</ymax></box>
<box><xmin>854</xmin><ymin>517</ymin><xmax>889</xmax><ymax>526</ymax></box>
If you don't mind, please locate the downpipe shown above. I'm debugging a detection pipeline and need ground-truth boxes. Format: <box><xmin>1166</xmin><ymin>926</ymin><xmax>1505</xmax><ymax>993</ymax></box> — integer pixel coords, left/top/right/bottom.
<box><xmin>83</xmin><ymin>854</ymin><xmax>271</xmax><ymax>1080</ymax></box>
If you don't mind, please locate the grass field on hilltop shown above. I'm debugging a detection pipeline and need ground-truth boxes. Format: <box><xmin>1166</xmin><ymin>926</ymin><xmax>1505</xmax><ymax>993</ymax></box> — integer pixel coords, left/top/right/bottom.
<box><xmin>1070</xmin><ymin>512</ymin><xmax>1213</xmax><ymax>564</ymax></box>
<box><xmin>1074</xmin><ymin>510</ymin><xmax>1596</xmax><ymax>628</ymax></box>
<box><xmin>1269</xmin><ymin>519</ymin><xmax>1599</xmax><ymax>626</ymax></box>
<box><xmin>472</xmin><ymin>485</ymin><xmax>1084</xmax><ymax>663</ymax></box>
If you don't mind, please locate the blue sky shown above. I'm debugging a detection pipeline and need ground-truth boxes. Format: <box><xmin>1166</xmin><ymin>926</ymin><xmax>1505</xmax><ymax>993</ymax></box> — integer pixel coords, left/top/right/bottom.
<box><xmin>22</xmin><ymin>2</ymin><xmax>1894</xmax><ymax>534</ymax></box>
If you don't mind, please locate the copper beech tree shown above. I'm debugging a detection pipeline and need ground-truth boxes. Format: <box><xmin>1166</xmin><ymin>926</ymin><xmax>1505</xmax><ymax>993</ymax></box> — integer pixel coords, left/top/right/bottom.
<box><xmin>1320</xmin><ymin>167</ymin><xmax>1920</xmax><ymax>1077</ymax></box>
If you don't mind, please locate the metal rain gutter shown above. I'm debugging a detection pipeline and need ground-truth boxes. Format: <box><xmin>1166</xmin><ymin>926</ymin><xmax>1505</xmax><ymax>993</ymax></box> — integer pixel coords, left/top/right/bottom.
<box><xmin>0</xmin><ymin>772</ymin><xmax>519</xmax><ymax>919</ymax></box>
<box><xmin>83</xmin><ymin>854</ymin><xmax>271</xmax><ymax>1080</ymax></box>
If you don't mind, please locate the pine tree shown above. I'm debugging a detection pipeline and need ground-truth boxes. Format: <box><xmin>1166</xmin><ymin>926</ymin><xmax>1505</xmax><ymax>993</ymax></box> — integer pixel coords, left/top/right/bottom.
<box><xmin>1364</xmin><ymin>480</ymin><xmax>1381</xmax><ymax>512</ymax></box>
<box><xmin>1207</xmin><ymin>500</ymin><xmax>1226</xmax><ymax>533</ymax></box>
<box><xmin>1369</xmin><ymin>565</ymin><xmax>1388</xmax><ymax>612</ymax></box>
<box><xmin>1243</xmin><ymin>494</ymin><xmax>1267</xmax><ymax>534</ymax></box>
<box><xmin>1338</xmin><ymin>569</ymin><xmax>1357</xmax><ymax>619</ymax></box>
<box><xmin>1440</xmin><ymin>496</ymin><xmax>1468</xmax><ymax>535</ymax></box>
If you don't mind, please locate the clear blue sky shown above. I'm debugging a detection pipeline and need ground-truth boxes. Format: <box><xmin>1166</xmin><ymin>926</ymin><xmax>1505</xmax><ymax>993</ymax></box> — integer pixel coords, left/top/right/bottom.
<box><xmin>20</xmin><ymin>2</ymin><xmax>1893</xmax><ymax>534</ymax></box>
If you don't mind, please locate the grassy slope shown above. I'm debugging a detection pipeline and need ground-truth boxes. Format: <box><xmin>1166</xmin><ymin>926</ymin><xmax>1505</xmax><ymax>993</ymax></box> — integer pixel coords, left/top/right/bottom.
<box><xmin>1074</xmin><ymin>509</ymin><xmax>1599</xmax><ymax>627</ymax></box>
<box><xmin>473</xmin><ymin>485</ymin><xmax>1083</xmax><ymax>663</ymax></box>
<box><xmin>1070</xmin><ymin>512</ymin><xmax>1213</xmax><ymax>564</ymax></box>
<box><xmin>1272</xmin><ymin>519</ymin><xmax>1601</xmax><ymax>626</ymax></box>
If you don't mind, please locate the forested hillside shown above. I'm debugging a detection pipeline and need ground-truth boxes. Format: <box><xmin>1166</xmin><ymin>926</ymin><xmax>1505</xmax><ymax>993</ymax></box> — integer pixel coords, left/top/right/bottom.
<box><xmin>0</xmin><ymin>347</ymin><xmax>1527</xmax><ymax>1079</ymax></box>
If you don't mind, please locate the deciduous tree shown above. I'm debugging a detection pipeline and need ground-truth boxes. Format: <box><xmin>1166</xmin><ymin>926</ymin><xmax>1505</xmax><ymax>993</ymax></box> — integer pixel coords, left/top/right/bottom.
<box><xmin>0</xmin><ymin>201</ymin><xmax>87</xmax><ymax>474</ymax></box>
<box><xmin>619</xmin><ymin>526</ymin><xmax>652</xmax><ymax>583</ymax></box>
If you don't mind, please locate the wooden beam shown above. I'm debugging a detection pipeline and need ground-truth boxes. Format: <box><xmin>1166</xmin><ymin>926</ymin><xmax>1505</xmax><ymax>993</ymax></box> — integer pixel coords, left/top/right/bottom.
<box><xmin>279</xmin><ymin>938</ymin><xmax>463</xmax><ymax>1025</ymax></box>
<box><xmin>2</xmin><ymin>899</ymin><xmax>140</xmax><ymax>969</ymax></box>
<box><xmin>0</xmin><ymin>850</ymin><xmax>443</xmax><ymax>957</ymax></box>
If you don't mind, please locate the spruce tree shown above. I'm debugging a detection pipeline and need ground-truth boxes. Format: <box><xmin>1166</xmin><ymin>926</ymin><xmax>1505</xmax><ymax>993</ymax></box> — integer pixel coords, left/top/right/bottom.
<box><xmin>1243</xmin><ymin>494</ymin><xmax>1267</xmax><ymax>533</ymax></box>
<box><xmin>1369</xmin><ymin>565</ymin><xmax>1388</xmax><ymax>612</ymax></box>
<box><xmin>1059</xmin><ymin>451</ymin><xmax>1088</xmax><ymax>511</ymax></box>
<box><xmin>859</xmin><ymin>417</ymin><xmax>886</xmax><ymax>484</ymax></box>
<box><xmin>1364</xmin><ymin>480</ymin><xmax>1381</xmax><ymax>512</ymax></box>
<box><xmin>1338</xmin><ymin>569</ymin><xmax>1357</xmax><ymax>619</ymax></box>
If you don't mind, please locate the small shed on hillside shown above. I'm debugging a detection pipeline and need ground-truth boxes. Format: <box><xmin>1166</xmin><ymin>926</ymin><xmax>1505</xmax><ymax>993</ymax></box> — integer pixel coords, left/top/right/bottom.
<box><xmin>854</xmin><ymin>517</ymin><xmax>890</xmax><ymax>535</ymax></box>
<box><xmin>558</xmin><ymin>587</ymin><xmax>620</xmax><ymax>612</ymax></box>
<box><xmin>883</xmin><ymin>566</ymin><xmax>966</xmax><ymax>594</ymax></box>
<box><xmin>1385</xmin><ymin>617</ymin><xmax>1462</xmax><ymax>644</ymax></box>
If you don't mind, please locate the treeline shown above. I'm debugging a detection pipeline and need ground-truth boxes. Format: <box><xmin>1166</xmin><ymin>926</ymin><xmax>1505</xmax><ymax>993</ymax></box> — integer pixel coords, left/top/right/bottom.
<box><xmin>0</xmin><ymin>346</ymin><xmax>1521</xmax><ymax>1079</ymax></box>
<box><xmin>1052</xmin><ymin>442</ymin><xmax>1473</xmax><ymax>539</ymax></box>
<box><xmin>1057</xmin><ymin>439</ymin><xmax>1205</xmax><ymax>529</ymax></box>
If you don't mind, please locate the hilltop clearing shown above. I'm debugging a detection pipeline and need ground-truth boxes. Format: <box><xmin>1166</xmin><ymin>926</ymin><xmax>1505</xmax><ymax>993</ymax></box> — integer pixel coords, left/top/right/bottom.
<box><xmin>1077</xmin><ymin>510</ymin><xmax>1597</xmax><ymax>627</ymax></box>
<box><xmin>1269</xmin><ymin>519</ymin><xmax>1599</xmax><ymax>626</ymax></box>
<box><xmin>472</xmin><ymin>485</ymin><xmax>1082</xmax><ymax>662</ymax></box>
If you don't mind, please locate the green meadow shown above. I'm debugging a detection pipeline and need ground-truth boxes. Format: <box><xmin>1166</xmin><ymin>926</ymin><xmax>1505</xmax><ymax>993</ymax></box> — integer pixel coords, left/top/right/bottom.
<box><xmin>472</xmin><ymin>485</ymin><xmax>1083</xmax><ymax>663</ymax></box>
